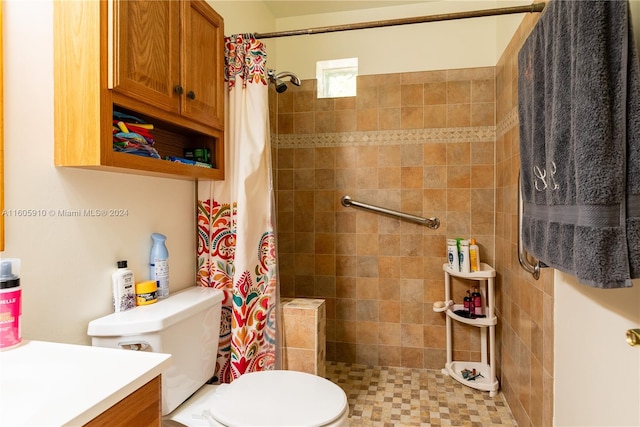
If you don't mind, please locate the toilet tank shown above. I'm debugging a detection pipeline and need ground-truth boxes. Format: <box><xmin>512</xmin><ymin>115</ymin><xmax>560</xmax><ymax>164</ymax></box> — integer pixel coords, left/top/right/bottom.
<box><xmin>87</xmin><ymin>286</ymin><xmax>223</xmax><ymax>415</ymax></box>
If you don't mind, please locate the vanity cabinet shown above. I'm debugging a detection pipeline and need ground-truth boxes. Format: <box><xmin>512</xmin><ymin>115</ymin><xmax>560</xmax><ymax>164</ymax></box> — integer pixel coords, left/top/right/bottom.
<box><xmin>54</xmin><ymin>0</ymin><xmax>225</xmax><ymax>181</ymax></box>
<box><xmin>85</xmin><ymin>376</ymin><xmax>161</xmax><ymax>427</ymax></box>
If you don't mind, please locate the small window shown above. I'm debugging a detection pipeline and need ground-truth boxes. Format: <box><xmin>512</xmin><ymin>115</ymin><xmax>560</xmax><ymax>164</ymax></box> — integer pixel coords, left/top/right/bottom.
<box><xmin>316</xmin><ymin>58</ymin><xmax>357</xmax><ymax>98</ymax></box>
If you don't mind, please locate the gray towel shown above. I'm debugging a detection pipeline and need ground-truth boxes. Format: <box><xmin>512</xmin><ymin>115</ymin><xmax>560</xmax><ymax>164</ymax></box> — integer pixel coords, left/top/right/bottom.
<box><xmin>518</xmin><ymin>0</ymin><xmax>640</xmax><ymax>288</ymax></box>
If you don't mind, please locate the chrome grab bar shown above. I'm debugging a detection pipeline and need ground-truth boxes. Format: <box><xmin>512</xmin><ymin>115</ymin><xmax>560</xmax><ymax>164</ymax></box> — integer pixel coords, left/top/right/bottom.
<box><xmin>341</xmin><ymin>195</ymin><xmax>440</xmax><ymax>229</ymax></box>
<box><xmin>518</xmin><ymin>173</ymin><xmax>540</xmax><ymax>279</ymax></box>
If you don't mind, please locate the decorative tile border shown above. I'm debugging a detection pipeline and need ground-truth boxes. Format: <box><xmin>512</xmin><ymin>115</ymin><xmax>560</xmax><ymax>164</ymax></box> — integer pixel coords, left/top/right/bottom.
<box><xmin>273</xmin><ymin>126</ymin><xmax>496</xmax><ymax>149</ymax></box>
<box><xmin>496</xmin><ymin>107</ymin><xmax>519</xmax><ymax>139</ymax></box>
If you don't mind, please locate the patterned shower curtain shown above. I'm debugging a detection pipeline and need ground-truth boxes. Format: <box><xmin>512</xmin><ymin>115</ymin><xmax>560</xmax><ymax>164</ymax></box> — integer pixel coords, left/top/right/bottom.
<box><xmin>197</xmin><ymin>34</ymin><xmax>279</xmax><ymax>383</ymax></box>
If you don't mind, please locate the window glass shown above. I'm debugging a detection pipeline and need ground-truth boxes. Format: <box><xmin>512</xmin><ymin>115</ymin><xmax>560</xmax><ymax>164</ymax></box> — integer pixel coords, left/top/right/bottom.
<box><xmin>316</xmin><ymin>58</ymin><xmax>357</xmax><ymax>98</ymax></box>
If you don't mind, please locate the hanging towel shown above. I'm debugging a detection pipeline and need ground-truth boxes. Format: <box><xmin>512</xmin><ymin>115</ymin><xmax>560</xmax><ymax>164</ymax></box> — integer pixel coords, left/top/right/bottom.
<box><xmin>518</xmin><ymin>0</ymin><xmax>640</xmax><ymax>288</ymax></box>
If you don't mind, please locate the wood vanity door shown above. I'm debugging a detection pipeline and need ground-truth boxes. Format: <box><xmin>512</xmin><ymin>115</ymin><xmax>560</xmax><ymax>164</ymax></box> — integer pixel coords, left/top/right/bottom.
<box><xmin>84</xmin><ymin>376</ymin><xmax>162</xmax><ymax>427</ymax></box>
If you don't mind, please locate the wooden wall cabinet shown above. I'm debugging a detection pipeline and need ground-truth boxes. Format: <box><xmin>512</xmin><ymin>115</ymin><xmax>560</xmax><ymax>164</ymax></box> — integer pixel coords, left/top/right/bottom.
<box><xmin>54</xmin><ymin>0</ymin><xmax>225</xmax><ymax>181</ymax></box>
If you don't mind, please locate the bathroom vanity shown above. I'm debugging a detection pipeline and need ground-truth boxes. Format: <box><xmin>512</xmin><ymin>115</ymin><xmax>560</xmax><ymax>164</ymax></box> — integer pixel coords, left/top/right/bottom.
<box><xmin>0</xmin><ymin>340</ymin><xmax>171</xmax><ymax>426</ymax></box>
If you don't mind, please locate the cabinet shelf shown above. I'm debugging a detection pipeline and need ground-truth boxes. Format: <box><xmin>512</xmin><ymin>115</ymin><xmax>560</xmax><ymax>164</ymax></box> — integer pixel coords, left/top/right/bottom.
<box><xmin>440</xmin><ymin>262</ymin><xmax>499</xmax><ymax>397</ymax></box>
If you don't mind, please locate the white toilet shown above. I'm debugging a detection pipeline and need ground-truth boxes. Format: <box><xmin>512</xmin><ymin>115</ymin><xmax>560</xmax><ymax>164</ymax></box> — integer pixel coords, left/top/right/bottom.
<box><xmin>87</xmin><ymin>287</ymin><xmax>349</xmax><ymax>427</ymax></box>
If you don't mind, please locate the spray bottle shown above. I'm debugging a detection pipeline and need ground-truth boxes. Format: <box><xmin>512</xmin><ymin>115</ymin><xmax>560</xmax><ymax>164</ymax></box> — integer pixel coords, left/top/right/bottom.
<box><xmin>150</xmin><ymin>233</ymin><xmax>170</xmax><ymax>299</ymax></box>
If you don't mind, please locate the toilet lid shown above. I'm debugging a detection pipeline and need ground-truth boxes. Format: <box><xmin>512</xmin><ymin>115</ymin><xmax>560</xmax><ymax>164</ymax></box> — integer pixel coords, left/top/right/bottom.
<box><xmin>209</xmin><ymin>370</ymin><xmax>347</xmax><ymax>427</ymax></box>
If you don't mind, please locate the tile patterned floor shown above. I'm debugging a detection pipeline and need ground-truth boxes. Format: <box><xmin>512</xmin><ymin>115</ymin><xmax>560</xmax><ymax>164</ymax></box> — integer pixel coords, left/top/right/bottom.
<box><xmin>325</xmin><ymin>362</ymin><xmax>517</xmax><ymax>427</ymax></box>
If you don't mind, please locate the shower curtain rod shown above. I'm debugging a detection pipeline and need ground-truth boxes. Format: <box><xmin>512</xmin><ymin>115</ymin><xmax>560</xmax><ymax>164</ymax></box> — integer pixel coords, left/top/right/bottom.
<box><xmin>254</xmin><ymin>3</ymin><xmax>545</xmax><ymax>39</ymax></box>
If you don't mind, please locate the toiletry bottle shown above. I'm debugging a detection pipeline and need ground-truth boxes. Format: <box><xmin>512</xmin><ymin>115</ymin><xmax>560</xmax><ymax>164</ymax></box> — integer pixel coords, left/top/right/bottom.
<box><xmin>463</xmin><ymin>290</ymin><xmax>472</xmax><ymax>316</ymax></box>
<box><xmin>447</xmin><ymin>239</ymin><xmax>460</xmax><ymax>272</ymax></box>
<box><xmin>459</xmin><ymin>239</ymin><xmax>471</xmax><ymax>273</ymax></box>
<box><xmin>472</xmin><ymin>286</ymin><xmax>483</xmax><ymax>316</ymax></box>
<box><xmin>150</xmin><ymin>233</ymin><xmax>170</xmax><ymax>299</ymax></box>
<box><xmin>112</xmin><ymin>260</ymin><xmax>136</xmax><ymax>312</ymax></box>
<box><xmin>0</xmin><ymin>258</ymin><xmax>22</xmax><ymax>350</ymax></box>
<box><xmin>469</xmin><ymin>238</ymin><xmax>481</xmax><ymax>272</ymax></box>
<box><xmin>135</xmin><ymin>280</ymin><xmax>158</xmax><ymax>306</ymax></box>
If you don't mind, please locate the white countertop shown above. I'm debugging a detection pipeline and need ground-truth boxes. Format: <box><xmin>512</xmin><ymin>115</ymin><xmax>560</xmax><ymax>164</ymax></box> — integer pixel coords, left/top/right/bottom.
<box><xmin>0</xmin><ymin>340</ymin><xmax>172</xmax><ymax>426</ymax></box>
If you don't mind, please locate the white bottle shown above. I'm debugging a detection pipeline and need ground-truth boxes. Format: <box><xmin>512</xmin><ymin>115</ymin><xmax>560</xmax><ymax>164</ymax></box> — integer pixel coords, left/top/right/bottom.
<box><xmin>447</xmin><ymin>239</ymin><xmax>460</xmax><ymax>272</ymax></box>
<box><xmin>112</xmin><ymin>260</ymin><xmax>136</xmax><ymax>312</ymax></box>
<box><xmin>459</xmin><ymin>240</ymin><xmax>471</xmax><ymax>273</ymax></box>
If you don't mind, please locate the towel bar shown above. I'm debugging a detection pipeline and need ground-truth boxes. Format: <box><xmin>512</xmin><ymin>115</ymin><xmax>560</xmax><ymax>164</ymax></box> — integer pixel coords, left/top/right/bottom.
<box><xmin>518</xmin><ymin>173</ymin><xmax>541</xmax><ymax>280</ymax></box>
<box><xmin>341</xmin><ymin>195</ymin><xmax>440</xmax><ymax>229</ymax></box>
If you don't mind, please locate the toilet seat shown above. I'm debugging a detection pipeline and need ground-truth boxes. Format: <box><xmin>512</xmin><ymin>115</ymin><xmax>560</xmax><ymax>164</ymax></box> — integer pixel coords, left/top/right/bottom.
<box><xmin>165</xmin><ymin>370</ymin><xmax>348</xmax><ymax>427</ymax></box>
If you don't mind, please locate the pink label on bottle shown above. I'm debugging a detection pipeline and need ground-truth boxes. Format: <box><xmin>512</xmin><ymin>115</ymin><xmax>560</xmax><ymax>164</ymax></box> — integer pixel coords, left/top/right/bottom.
<box><xmin>0</xmin><ymin>289</ymin><xmax>22</xmax><ymax>349</ymax></box>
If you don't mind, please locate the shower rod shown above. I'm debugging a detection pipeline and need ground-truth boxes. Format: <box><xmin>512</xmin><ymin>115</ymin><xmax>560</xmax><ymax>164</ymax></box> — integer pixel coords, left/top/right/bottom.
<box><xmin>254</xmin><ymin>3</ymin><xmax>545</xmax><ymax>39</ymax></box>
<box><xmin>341</xmin><ymin>195</ymin><xmax>440</xmax><ymax>229</ymax></box>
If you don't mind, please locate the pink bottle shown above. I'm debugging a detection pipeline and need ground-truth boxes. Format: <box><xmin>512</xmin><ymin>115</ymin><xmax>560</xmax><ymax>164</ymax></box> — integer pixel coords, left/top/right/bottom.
<box><xmin>0</xmin><ymin>258</ymin><xmax>22</xmax><ymax>350</ymax></box>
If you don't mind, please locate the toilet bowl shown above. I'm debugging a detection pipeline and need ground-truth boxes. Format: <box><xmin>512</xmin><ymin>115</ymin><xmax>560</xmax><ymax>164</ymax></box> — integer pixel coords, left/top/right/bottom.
<box><xmin>87</xmin><ymin>287</ymin><xmax>348</xmax><ymax>427</ymax></box>
<box><xmin>165</xmin><ymin>370</ymin><xmax>348</xmax><ymax>427</ymax></box>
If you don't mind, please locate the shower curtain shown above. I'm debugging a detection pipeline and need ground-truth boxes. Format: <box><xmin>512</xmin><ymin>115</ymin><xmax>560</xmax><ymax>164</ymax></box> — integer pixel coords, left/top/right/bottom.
<box><xmin>197</xmin><ymin>34</ymin><xmax>279</xmax><ymax>383</ymax></box>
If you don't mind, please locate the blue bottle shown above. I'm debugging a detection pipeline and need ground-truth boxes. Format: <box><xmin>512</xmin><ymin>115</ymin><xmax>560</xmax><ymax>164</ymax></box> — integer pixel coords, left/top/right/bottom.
<box><xmin>150</xmin><ymin>233</ymin><xmax>169</xmax><ymax>299</ymax></box>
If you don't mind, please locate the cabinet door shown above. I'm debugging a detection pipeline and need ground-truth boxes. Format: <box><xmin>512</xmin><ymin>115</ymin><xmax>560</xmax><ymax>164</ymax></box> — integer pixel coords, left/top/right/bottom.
<box><xmin>181</xmin><ymin>0</ymin><xmax>224</xmax><ymax>129</ymax></box>
<box><xmin>112</xmin><ymin>0</ymin><xmax>180</xmax><ymax>114</ymax></box>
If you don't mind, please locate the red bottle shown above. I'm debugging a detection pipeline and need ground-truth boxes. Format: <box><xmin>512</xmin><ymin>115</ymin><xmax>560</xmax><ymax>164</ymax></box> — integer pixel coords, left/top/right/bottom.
<box><xmin>472</xmin><ymin>287</ymin><xmax>482</xmax><ymax>316</ymax></box>
<box><xmin>463</xmin><ymin>290</ymin><xmax>472</xmax><ymax>316</ymax></box>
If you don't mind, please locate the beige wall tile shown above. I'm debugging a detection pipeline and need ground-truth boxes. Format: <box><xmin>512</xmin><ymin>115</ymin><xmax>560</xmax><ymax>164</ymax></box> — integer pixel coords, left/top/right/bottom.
<box><xmin>447</xmin><ymin>103</ymin><xmax>471</xmax><ymax>127</ymax></box>
<box><xmin>379</xmin><ymin>108</ymin><xmax>401</xmax><ymax>130</ymax></box>
<box><xmin>335</xmin><ymin>109</ymin><xmax>357</xmax><ymax>132</ymax></box>
<box><xmin>274</xmin><ymin>62</ymin><xmax>504</xmax><ymax>376</ymax></box>
<box><xmin>424</xmin><ymin>104</ymin><xmax>446</xmax><ymax>128</ymax></box>
<box><xmin>401</xmin><ymin>106</ymin><xmax>424</xmax><ymax>129</ymax></box>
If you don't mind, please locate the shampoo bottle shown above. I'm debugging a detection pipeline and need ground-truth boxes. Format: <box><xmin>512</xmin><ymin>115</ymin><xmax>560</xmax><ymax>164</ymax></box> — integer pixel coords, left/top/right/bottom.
<box><xmin>0</xmin><ymin>258</ymin><xmax>22</xmax><ymax>350</ymax></box>
<box><xmin>150</xmin><ymin>233</ymin><xmax>169</xmax><ymax>299</ymax></box>
<box><xmin>447</xmin><ymin>239</ymin><xmax>460</xmax><ymax>272</ymax></box>
<box><xmin>469</xmin><ymin>238</ymin><xmax>481</xmax><ymax>272</ymax></box>
<box><xmin>112</xmin><ymin>260</ymin><xmax>136</xmax><ymax>312</ymax></box>
<box><xmin>459</xmin><ymin>239</ymin><xmax>471</xmax><ymax>273</ymax></box>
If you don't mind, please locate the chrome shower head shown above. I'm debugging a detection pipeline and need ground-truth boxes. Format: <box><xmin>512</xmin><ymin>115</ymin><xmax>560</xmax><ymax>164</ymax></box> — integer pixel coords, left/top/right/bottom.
<box><xmin>268</xmin><ymin>69</ymin><xmax>301</xmax><ymax>93</ymax></box>
<box><xmin>274</xmin><ymin>80</ymin><xmax>288</xmax><ymax>93</ymax></box>
<box><xmin>275</xmin><ymin>71</ymin><xmax>301</xmax><ymax>87</ymax></box>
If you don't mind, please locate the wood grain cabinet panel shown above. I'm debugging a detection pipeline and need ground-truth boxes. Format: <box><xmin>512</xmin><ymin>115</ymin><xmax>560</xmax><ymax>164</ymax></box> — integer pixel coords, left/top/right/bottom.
<box><xmin>84</xmin><ymin>376</ymin><xmax>162</xmax><ymax>427</ymax></box>
<box><xmin>54</xmin><ymin>0</ymin><xmax>225</xmax><ymax>181</ymax></box>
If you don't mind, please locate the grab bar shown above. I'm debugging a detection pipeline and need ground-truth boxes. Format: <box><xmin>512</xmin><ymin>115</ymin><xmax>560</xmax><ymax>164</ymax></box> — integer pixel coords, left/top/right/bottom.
<box><xmin>341</xmin><ymin>195</ymin><xmax>440</xmax><ymax>229</ymax></box>
<box><xmin>518</xmin><ymin>173</ymin><xmax>540</xmax><ymax>279</ymax></box>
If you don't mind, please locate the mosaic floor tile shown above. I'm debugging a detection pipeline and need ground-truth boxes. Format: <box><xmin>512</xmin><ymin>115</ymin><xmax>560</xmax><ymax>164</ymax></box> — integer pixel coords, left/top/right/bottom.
<box><xmin>325</xmin><ymin>362</ymin><xmax>517</xmax><ymax>427</ymax></box>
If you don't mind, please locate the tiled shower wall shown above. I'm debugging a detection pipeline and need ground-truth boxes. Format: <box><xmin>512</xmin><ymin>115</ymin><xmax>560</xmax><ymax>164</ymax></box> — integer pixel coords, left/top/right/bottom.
<box><xmin>494</xmin><ymin>8</ymin><xmax>554</xmax><ymax>427</ymax></box>
<box><xmin>271</xmin><ymin>68</ymin><xmax>497</xmax><ymax>369</ymax></box>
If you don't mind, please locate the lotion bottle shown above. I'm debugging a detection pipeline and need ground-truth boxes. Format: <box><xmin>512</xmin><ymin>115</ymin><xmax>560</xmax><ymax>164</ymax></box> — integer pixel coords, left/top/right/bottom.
<box><xmin>0</xmin><ymin>258</ymin><xmax>22</xmax><ymax>350</ymax></box>
<box><xmin>150</xmin><ymin>233</ymin><xmax>170</xmax><ymax>299</ymax></box>
<box><xmin>112</xmin><ymin>260</ymin><xmax>136</xmax><ymax>312</ymax></box>
<box><xmin>459</xmin><ymin>239</ymin><xmax>471</xmax><ymax>273</ymax></box>
<box><xmin>469</xmin><ymin>238</ymin><xmax>481</xmax><ymax>272</ymax></box>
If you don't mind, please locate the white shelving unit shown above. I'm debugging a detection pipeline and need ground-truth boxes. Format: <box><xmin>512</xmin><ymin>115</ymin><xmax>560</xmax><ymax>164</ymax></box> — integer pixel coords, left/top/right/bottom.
<box><xmin>435</xmin><ymin>262</ymin><xmax>499</xmax><ymax>396</ymax></box>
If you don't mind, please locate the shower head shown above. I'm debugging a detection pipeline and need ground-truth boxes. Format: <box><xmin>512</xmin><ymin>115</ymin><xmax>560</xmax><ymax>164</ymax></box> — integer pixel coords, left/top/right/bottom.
<box><xmin>268</xmin><ymin>69</ymin><xmax>301</xmax><ymax>93</ymax></box>
<box><xmin>275</xmin><ymin>71</ymin><xmax>301</xmax><ymax>87</ymax></box>
<box><xmin>274</xmin><ymin>79</ymin><xmax>288</xmax><ymax>93</ymax></box>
